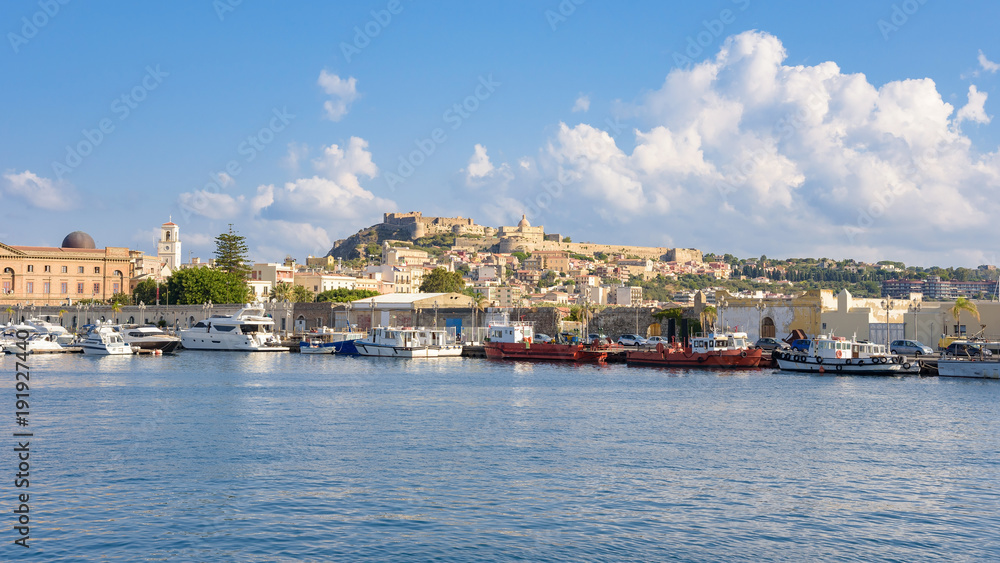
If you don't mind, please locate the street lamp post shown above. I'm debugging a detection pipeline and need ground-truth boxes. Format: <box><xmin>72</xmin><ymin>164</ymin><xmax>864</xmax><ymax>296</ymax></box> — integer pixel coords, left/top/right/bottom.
<box><xmin>881</xmin><ymin>297</ymin><xmax>894</xmax><ymax>349</ymax></box>
<box><xmin>755</xmin><ymin>301</ymin><xmax>765</xmax><ymax>341</ymax></box>
<box><xmin>908</xmin><ymin>300</ymin><xmax>921</xmax><ymax>341</ymax></box>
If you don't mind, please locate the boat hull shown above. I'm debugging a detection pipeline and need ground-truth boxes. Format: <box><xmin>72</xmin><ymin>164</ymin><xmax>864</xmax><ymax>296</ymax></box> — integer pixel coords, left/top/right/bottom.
<box><xmin>80</xmin><ymin>343</ymin><xmax>133</xmax><ymax>355</ymax></box>
<box><xmin>355</xmin><ymin>342</ymin><xmax>463</xmax><ymax>358</ymax></box>
<box><xmin>126</xmin><ymin>339</ymin><xmax>182</xmax><ymax>353</ymax></box>
<box><xmin>773</xmin><ymin>352</ymin><xmax>913</xmax><ymax>375</ymax></box>
<box><xmin>626</xmin><ymin>348</ymin><xmax>762</xmax><ymax>368</ymax></box>
<box><xmin>936</xmin><ymin>359</ymin><xmax>1000</xmax><ymax>379</ymax></box>
<box><xmin>299</xmin><ymin>342</ymin><xmax>337</xmax><ymax>355</ymax></box>
<box><xmin>484</xmin><ymin>342</ymin><xmax>608</xmax><ymax>362</ymax></box>
<box><xmin>179</xmin><ymin>333</ymin><xmax>288</xmax><ymax>351</ymax></box>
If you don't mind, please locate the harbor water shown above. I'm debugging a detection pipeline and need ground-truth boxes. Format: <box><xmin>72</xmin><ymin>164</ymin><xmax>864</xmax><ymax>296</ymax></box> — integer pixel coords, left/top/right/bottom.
<box><xmin>4</xmin><ymin>352</ymin><xmax>999</xmax><ymax>561</ymax></box>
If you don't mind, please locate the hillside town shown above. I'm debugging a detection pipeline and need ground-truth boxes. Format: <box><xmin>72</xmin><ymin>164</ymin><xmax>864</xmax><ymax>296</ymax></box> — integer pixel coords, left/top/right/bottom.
<box><xmin>2</xmin><ymin>211</ymin><xmax>1000</xmax><ymax>350</ymax></box>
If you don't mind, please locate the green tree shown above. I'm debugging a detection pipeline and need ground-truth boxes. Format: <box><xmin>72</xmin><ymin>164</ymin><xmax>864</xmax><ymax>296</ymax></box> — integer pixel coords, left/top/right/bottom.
<box><xmin>108</xmin><ymin>292</ymin><xmax>132</xmax><ymax>306</ymax></box>
<box><xmin>291</xmin><ymin>285</ymin><xmax>314</xmax><ymax>303</ymax></box>
<box><xmin>562</xmin><ymin>236</ymin><xmax>572</xmax><ymax>243</ymax></box>
<box><xmin>316</xmin><ymin>288</ymin><xmax>380</xmax><ymax>302</ymax></box>
<box><xmin>419</xmin><ymin>268</ymin><xmax>465</xmax><ymax>293</ymax></box>
<box><xmin>132</xmin><ymin>278</ymin><xmax>167</xmax><ymax>305</ymax></box>
<box><xmin>949</xmin><ymin>297</ymin><xmax>980</xmax><ymax>335</ymax></box>
<box><xmin>269</xmin><ymin>281</ymin><xmax>293</xmax><ymax>302</ymax></box>
<box><xmin>699</xmin><ymin>306</ymin><xmax>717</xmax><ymax>332</ymax></box>
<box><xmin>167</xmin><ymin>267</ymin><xmax>252</xmax><ymax>305</ymax></box>
<box><xmin>214</xmin><ymin>224</ymin><xmax>252</xmax><ymax>279</ymax></box>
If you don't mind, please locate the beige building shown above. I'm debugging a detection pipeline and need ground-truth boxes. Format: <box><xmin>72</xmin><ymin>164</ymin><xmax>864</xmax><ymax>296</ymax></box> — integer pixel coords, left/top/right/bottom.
<box><xmin>381</xmin><ymin>242</ymin><xmax>430</xmax><ymax>267</ymax></box>
<box><xmin>0</xmin><ymin>231</ymin><xmax>137</xmax><ymax>305</ymax></box>
<box><xmin>293</xmin><ymin>273</ymin><xmax>360</xmax><ymax>294</ymax></box>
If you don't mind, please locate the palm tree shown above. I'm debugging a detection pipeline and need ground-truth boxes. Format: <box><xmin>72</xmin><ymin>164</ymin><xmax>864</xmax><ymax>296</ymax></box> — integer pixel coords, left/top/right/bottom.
<box><xmin>291</xmin><ymin>285</ymin><xmax>314</xmax><ymax>303</ymax></box>
<box><xmin>5</xmin><ymin>307</ymin><xmax>13</xmax><ymax>324</ymax></box>
<box><xmin>269</xmin><ymin>282</ymin><xmax>293</xmax><ymax>302</ymax></box>
<box><xmin>111</xmin><ymin>302</ymin><xmax>122</xmax><ymax>324</ymax></box>
<box><xmin>58</xmin><ymin>309</ymin><xmax>67</xmax><ymax>328</ymax></box>
<box><xmin>949</xmin><ymin>297</ymin><xmax>980</xmax><ymax>336</ymax></box>
<box><xmin>700</xmin><ymin>305</ymin><xmax>717</xmax><ymax>333</ymax></box>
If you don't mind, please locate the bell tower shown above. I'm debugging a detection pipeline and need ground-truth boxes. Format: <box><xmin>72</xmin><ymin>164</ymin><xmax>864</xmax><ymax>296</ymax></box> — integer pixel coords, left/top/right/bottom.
<box><xmin>157</xmin><ymin>219</ymin><xmax>181</xmax><ymax>270</ymax></box>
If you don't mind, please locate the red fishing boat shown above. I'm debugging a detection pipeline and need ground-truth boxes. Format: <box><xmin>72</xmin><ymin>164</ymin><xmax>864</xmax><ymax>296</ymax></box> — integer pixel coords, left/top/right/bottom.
<box><xmin>483</xmin><ymin>320</ymin><xmax>608</xmax><ymax>362</ymax></box>
<box><xmin>626</xmin><ymin>331</ymin><xmax>761</xmax><ymax>368</ymax></box>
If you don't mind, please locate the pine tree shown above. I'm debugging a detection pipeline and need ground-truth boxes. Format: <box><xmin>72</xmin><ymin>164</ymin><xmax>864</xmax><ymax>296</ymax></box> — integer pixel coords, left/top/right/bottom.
<box><xmin>214</xmin><ymin>224</ymin><xmax>252</xmax><ymax>278</ymax></box>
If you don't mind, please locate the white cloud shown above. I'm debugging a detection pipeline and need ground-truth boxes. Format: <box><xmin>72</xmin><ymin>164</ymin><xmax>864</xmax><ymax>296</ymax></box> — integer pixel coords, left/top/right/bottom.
<box><xmin>176</xmin><ymin>135</ymin><xmax>395</xmax><ymax>262</ymax></box>
<box><xmin>176</xmin><ymin>190</ymin><xmax>246</xmax><ymax>220</ymax></box>
<box><xmin>505</xmin><ymin>30</ymin><xmax>1000</xmax><ymax>265</ymax></box>
<box><xmin>318</xmin><ymin>70</ymin><xmax>359</xmax><ymax>121</ymax></box>
<box><xmin>3</xmin><ymin>170</ymin><xmax>78</xmax><ymax>210</ymax></box>
<box><xmin>572</xmin><ymin>94</ymin><xmax>590</xmax><ymax>113</ymax></box>
<box><xmin>978</xmin><ymin>50</ymin><xmax>1000</xmax><ymax>73</ymax></box>
<box><xmin>956</xmin><ymin>85</ymin><xmax>991</xmax><ymax>125</ymax></box>
<box><xmin>217</xmin><ymin>172</ymin><xmax>234</xmax><ymax>187</ymax></box>
<box><xmin>282</xmin><ymin>142</ymin><xmax>309</xmax><ymax>173</ymax></box>
<box><xmin>466</xmin><ymin>144</ymin><xmax>495</xmax><ymax>180</ymax></box>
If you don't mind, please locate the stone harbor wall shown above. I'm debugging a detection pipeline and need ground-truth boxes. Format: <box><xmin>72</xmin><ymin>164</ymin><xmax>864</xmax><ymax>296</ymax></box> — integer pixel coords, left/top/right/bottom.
<box><xmin>589</xmin><ymin>307</ymin><xmax>661</xmax><ymax>338</ymax></box>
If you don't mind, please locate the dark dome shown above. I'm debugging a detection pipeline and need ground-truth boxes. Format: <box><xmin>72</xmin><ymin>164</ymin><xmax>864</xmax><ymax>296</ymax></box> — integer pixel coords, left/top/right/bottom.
<box><xmin>61</xmin><ymin>231</ymin><xmax>96</xmax><ymax>249</ymax></box>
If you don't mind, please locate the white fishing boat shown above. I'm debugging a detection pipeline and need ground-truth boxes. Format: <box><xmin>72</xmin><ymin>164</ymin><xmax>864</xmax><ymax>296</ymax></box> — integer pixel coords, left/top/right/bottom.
<box><xmin>180</xmin><ymin>305</ymin><xmax>288</xmax><ymax>351</ymax></box>
<box><xmin>356</xmin><ymin>327</ymin><xmax>463</xmax><ymax>358</ymax></box>
<box><xmin>299</xmin><ymin>338</ymin><xmax>337</xmax><ymax>355</ymax></box>
<box><xmin>774</xmin><ymin>335</ymin><xmax>916</xmax><ymax>375</ymax></box>
<box><xmin>79</xmin><ymin>326</ymin><xmax>133</xmax><ymax>355</ymax></box>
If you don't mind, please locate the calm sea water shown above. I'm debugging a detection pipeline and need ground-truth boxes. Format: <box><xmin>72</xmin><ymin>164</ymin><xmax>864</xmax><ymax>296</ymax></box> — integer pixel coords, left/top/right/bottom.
<box><xmin>3</xmin><ymin>352</ymin><xmax>999</xmax><ymax>561</ymax></box>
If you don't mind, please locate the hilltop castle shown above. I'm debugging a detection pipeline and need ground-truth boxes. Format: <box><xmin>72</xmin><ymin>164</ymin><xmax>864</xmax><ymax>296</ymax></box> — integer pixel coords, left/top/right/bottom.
<box><xmin>381</xmin><ymin>211</ymin><xmax>702</xmax><ymax>263</ymax></box>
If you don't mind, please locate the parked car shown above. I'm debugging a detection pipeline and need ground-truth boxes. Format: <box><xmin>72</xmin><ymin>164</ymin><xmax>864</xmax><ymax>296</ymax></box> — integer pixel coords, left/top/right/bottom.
<box><xmin>943</xmin><ymin>342</ymin><xmax>993</xmax><ymax>357</ymax></box>
<box><xmin>646</xmin><ymin>336</ymin><xmax>669</xmax><ymax>345</ymax></box>
<box><xmin>617</xmin><ymin>334</ymin><xmax>647</xmax><ymax>346</ymax></box>
<box><xmin>790</xmin><ymin>339</ymin><xmax>811</xmax><ymax>353</ymax></box>
<box><xmin>586</xmin><ymin>333</ymin><xmax>608</xmax><ymax>344</ymax></box>
<box><xmin>534</xmin><ymin>333</ymin><xmax>553</xmax><ymax>343</ymax></box>
<box><xmin>754</xmin><ymin>337</ymin><xmax>789</xmax><ymax>351</ymax></box>
<box><xmin>890</xmin><ymin>339</ymin><xmax>933</xmax><ymax>356</ymax></box>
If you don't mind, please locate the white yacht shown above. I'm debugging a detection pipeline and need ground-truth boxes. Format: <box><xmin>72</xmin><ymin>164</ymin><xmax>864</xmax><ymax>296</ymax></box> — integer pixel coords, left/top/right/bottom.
<box><xmin>80</xmin><ymin>326</ymin><xmax>133</xmax><ymax>355</ymax></box>
<box><xmin>25</xmin><ymin>318</ymin><xmax>77</xmax><ymax>346</ymax></box>
<box><xmin>180</xmin><ymin>305</ymin><xmax>288</xmax><ymax>351</ymax></box>
<box><xmin>356</xmin><ymin>327</ymin><xmax>463</xmax><ymax>358</ymax></box>
<box><xmin>117</xmin><ymin>325</ymin><xmax>182</xmax><ymax>353</ymax></box>
<box><xmin>3</xmin><ymin>333</ymin><xmax>66</xmax><ymax>354</ymax></box>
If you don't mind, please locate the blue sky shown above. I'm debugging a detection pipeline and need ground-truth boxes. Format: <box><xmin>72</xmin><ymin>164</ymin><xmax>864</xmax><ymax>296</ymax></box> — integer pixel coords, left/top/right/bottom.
<box><xmin>3</xmin><ymin>0</ymin><xmax>999</xmax><ymax>267</ymax></box>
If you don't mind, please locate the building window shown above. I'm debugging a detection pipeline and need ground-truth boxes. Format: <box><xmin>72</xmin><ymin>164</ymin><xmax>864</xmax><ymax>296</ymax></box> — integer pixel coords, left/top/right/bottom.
<box><xmin>78</xmin><ymin>266</ymin><xmax>84</xmax><ymax>274</ymax></box>
<box><xmin>26</xmin><ymin>282</ymin><xmax>33</xmax><ymax>294</ymax></box>
<box><xmin>93</xmin><ymin>283</ymin><xmax>100</xmax><ymax>295</ymax></box>
<box><xmin>2</xmin><ymin>282</ymin><xmax>10</xmax><ymax>294</ymax></box>
<box><xmin>112</xmin><ymin>283</ymin><xmax>120</xmax><ymax>293</ymax></box>
<box><xmin>61</xmin><ymin>266</ymin><xmax>68</xmax><ymax>273</ymax></box>
<box><xmin>77</xmin><ymin>283</ymin><xmax>84</xmax><ymax>294</ymax></box>
<box><xmin>27</xmin><ymin>265</ymin><xmax>33</xmax><ymax>273</ymax></box>
<box><xmin>94</xmin><ymin>267</ymin><xmax>101</xmax><ymax>274</ymax></box>
<box><xmin>61</xmin><ymin>282</ymin><xmax>68</xmax><ymax>294</ymax></box>
<box><xmin>44</xmin><ymin>265</ymin><xmax>51</xmax><ymax>273</ymax></box>
<box><xmin>43</xmin><ymin>282</ymin><xmax>50</xmax><ymax>294</ymax></box>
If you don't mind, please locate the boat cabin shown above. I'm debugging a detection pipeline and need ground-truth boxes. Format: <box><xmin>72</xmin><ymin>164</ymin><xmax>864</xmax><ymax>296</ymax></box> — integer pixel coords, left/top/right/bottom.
<box><xmin>690</xmin><ymin>332</ymin><xmax>750</xmax><ymax>353</ymax></box>
<box><xmin>487</xmin><ymin>322</ymin><xmax>534</xmax><ymax>344</ymax></box>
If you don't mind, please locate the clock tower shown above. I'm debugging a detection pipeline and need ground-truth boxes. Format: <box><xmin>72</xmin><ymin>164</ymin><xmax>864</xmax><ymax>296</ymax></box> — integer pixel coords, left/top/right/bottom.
<box><xmin>157</xmin><ymin>220</ymin><xmax>181</xmax><ymax>271</ymax></box>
